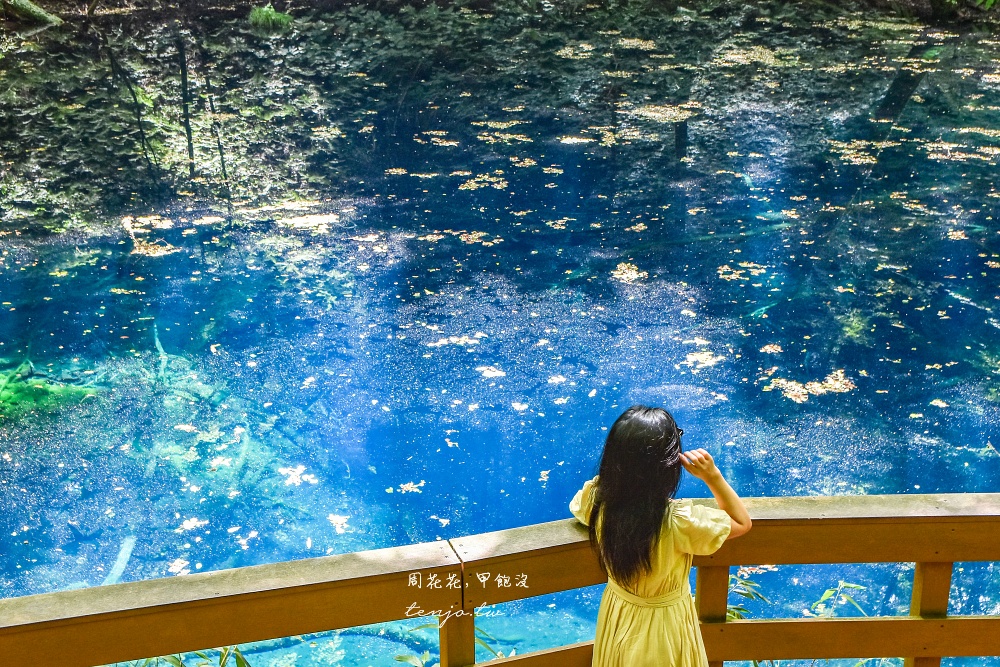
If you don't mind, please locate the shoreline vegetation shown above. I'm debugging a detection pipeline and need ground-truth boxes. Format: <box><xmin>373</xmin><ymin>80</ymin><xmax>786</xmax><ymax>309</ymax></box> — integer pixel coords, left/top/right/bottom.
<box><xmin>1</xmin><ymin>0</ymin><xmax>998</xmax><ymax>28</ymax></box>
<box><xmin>2</xmin><ymin>0</ymin><xmax>998</xmax><ymax>238</ymax></box>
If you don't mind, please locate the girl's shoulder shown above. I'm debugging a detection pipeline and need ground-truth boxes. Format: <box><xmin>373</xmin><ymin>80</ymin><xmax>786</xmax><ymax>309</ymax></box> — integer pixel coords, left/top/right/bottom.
<box><xmin>666</xmin><ymin>497</ymin><xmax>732</xmax><ymax>556</ymax></box>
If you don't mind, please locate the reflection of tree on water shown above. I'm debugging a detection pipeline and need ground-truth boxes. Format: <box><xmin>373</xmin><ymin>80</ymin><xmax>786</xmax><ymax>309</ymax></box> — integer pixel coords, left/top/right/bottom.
<box><xmin>0</xmin><ymin>0</ymin><xmax>989</xmax><ymax>233</ymax></box>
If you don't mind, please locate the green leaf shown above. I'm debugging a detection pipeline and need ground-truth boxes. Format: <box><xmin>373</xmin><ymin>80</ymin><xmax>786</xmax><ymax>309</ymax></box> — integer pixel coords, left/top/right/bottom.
<box><xmin>815</xmin><ymin>588</ymin><xmax>835</xmax><ymax>605</ymax></box>
<box><xmin>394</xmin><ymin>655</ymin><xmax>425</xmax><ymax>667</ymax></box>
<box><xmin>407</xmin><ymin>623</ymin><xmax>439</xmax><ymax>632</ymax></box>
<box><xmin>474</xmin><ymin>637</ymin><xmax>500</xmax><ymax>657</ymax></box>
<box><xmin>233</xmin><ymin>649</ymin><xmax>252</xmax><ymax>667</ymax></box>
<box><xmin>163</xmin><ymin>657</ymin><xmax>186</xmax><ymax>667</ymax></box>
<box><xmin>475</xmin><ymin>626</ymin><xmax>498</xmax><ymax>641</ymax></box>
<box><xmin>842</xmin><ymin>594</ymin><xmax>869</xmax><ymax>617</ymax></box>
<box><xmin>727</xmin><ymin>605</ymin><xmax>748</xmax><ymax>620</ymax></box>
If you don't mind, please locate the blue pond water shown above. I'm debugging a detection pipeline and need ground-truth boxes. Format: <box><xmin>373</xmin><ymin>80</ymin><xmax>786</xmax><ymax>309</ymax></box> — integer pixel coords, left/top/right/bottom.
<box><xmin>1</xmin><ymin>0</ymin><xmax>999</xmax><ymax>664</ymax></box>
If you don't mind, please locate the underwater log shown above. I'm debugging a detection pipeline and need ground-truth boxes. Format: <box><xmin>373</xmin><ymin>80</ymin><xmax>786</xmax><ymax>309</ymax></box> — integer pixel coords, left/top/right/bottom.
<box><xmin>2</xmin><ymin>0</ymin><xmax>63</xmax><ymax>24</ymax></box>
<box><xmin>102</xmin><ymin>535</ymin><xmax>137</xmax><ymax>586</ymax></box>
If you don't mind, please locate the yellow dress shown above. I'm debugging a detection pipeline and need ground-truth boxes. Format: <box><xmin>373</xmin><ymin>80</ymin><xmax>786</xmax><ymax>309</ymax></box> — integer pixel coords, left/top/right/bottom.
<box><xmin>570</xmin><ymin>475</ymin><xmax>732</xmax><ymax>667</ymax></box>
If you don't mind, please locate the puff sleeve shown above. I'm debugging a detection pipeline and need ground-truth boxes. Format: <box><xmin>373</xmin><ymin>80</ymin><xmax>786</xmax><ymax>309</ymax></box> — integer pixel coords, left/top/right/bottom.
<box><xmin>670</xmin><ymin>500</ymin><xmax>732</xmax><ymax>555</ymax></box>
<box><xmin>569</xmin><ymin>475</ymin><xmax>600</xmax><ymax>526</ymax></box>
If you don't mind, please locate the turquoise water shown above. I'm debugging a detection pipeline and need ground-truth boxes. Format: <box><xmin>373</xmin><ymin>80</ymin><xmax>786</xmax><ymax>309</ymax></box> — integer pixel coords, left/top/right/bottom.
<box><xmin>1</xmin><ymin>0</ymin><xmax>999</xmax><ymax>664</ymax></box>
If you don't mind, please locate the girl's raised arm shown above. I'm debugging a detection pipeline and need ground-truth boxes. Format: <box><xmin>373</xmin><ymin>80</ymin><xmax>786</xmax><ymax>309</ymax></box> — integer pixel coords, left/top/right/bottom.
<box><xmin>679</xmin><ymin>448</ymin><xmax>752</xmax><ymax>539</ymax></box>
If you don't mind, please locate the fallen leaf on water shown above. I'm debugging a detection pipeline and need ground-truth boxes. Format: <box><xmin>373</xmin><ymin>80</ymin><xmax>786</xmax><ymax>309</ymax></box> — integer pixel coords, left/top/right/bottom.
<box><xmin>611</xmin><ymin>263</ymin><xmax>648</xmax><ymax>284</ymax></box>
<box><xmin>399</xmin><ymin>480</ymin><xmax>426</xmax><ymax>493</ymax></box>
<box><xmin>327</xmin><ymin>514</ymin><xmax>351</xmax><ymax>533</ymax></box>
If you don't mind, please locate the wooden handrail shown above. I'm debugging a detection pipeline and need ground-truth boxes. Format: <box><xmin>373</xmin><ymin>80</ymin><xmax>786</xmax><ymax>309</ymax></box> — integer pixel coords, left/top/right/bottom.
<box><xmin>0</xmin><ymin>541</ymin><xmax>463</xmax><ymax>666</ymax></box>
<box><xmin>0</xmin><ymin>493</ymin><xmax>998</xmax><ymax>667</ymax></box>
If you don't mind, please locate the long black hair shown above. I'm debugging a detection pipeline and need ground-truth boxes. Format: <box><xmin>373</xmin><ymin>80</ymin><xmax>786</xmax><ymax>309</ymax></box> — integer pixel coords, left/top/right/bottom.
<box><xmin>588</xmin><ymin>405</ymin><xmax>683</xmax><ymax>588</ymax></box>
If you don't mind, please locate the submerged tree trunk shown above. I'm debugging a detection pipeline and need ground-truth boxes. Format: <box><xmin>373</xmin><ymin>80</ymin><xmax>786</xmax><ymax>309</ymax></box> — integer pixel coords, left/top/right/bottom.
<box><xmin>2</xmin><ymin>0</ymin><xmax>63</xmax><ymax>24</ymax></box>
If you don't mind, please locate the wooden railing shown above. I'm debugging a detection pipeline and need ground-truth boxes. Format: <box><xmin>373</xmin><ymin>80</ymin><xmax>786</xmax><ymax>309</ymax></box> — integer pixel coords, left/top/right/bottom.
<box><xmin>1</xmin><ymin>493</ymin><xmax>998</xmax><ymax>667</ymax></box>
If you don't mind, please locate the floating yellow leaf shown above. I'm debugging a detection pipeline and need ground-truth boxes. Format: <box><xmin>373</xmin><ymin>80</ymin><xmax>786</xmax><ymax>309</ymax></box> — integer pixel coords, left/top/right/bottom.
<box><xmin>459</xmin><ymin>173</ymin><xmax>508</xmax><ymax>190</ymax></box>
<box><xmin>627</xmin><ymin>103</ymin><xmax>699</xmax><ymax>123</ymax></box>
<box><xmin>399</xmin><ymin>481</ymin><xmax>425</xmax><ymax>493</ymax></box>
<box><xmin>617</xmin><ymin>37</ymin><xmax>656</xmax><ymax>50</ymax></box>
<box><xmin>556</xmin><ymin>43</ymin><xmax>595</xmax><ymax>59</ymax></box>
<box><xmin>327</xmin><ymin>514</ymin><xmax>351</xmax><ymax>533</ymax></box>
<box><xmin>472</xmin><ymin>120</ymin><xmax>527</xmax><ymax>129</ymax></box>
<box><xmin>763</xmin><ymin>370</ymin><xmax>855</xmax><ymax>403</ymax></box>
<box><xmin>610</xmin><ymin>262</ymin><xmax>648</xmax><ymax>283</ymax></box>
<box><xmin>682</xmin><ymin>351</ymin><xmax>724</xmax><ymax>370</ymax></box>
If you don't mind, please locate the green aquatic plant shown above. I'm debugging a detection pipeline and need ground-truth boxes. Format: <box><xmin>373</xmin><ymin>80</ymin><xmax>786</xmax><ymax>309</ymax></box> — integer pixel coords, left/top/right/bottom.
<box><xmin>0</xmin><ymin>363</ymin><xmax>97</xmax><ymax>421</ymax></box>
<box><xmin>248</xmin><ymin>4</ymin><xmax>292</xmax><ymax>33</ymax></box>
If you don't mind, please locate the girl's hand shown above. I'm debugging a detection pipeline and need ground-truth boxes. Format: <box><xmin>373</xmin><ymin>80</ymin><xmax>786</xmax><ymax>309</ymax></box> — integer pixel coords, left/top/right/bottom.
<box><xmin>679</xmin><ymin>448</ymin><xmax>721</xmax><ymax>482</ymax></box>
<box><xmin>680</xmin><ymin>448</ymin><xmax>753</xmax><ymax>540</ymax></box>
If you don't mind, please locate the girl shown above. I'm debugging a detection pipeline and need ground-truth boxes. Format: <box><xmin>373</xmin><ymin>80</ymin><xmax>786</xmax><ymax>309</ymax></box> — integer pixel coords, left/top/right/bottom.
<box><xmin>570</xmin><ymin>405</ymin><xmax>752</xmax><ymax>667</ymax></box>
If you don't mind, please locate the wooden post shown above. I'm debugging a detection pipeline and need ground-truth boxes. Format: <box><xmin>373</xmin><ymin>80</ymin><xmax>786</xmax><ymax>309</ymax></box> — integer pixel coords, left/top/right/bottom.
<box><xmin>439</xmin><ymin>609</ymin><xmax>476</xmax><ymax>667</ymax></box>
<box><xmin>697</xmin><ymin>565</ymin><xmax>730</xmax><ymax>667</ymax></box>
<box><xmin>904</xmin><ymin>561</ymin><xmax>953</xmax><ymax>667</ymax></box>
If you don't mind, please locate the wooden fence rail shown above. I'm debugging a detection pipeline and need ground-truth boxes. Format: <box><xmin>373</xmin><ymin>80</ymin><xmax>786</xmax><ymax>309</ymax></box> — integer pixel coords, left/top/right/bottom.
<box><xmin>1</xmin><ymin>493</ymin><xmax>998</xmax><ymax>667</ymax></box>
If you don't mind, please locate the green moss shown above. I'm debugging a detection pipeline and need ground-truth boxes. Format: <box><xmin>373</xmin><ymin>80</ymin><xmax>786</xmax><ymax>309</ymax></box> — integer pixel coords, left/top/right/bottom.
<box><xmin>836</xmin><ymin>310</ymin><xmax>872</xmax><ymax>346</ymax></box>
<box><xmin>248</xmin><ymin>4</ymin><xmax>292</xmax><ymax>33</ymax></box>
